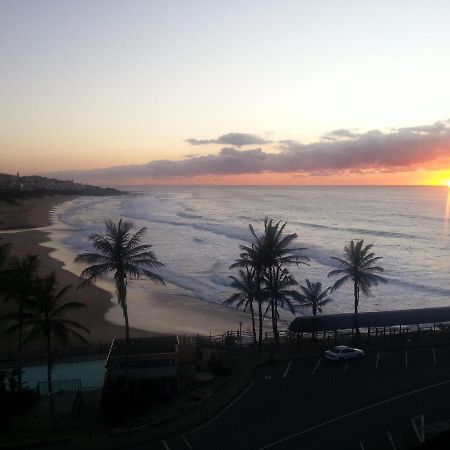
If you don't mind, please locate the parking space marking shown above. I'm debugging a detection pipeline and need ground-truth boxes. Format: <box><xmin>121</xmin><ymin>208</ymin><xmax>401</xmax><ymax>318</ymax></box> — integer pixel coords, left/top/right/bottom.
<box><xmin>359</xmin><ymin>442</ymin><xmax>365</xmax><ymax>450</ymax></box>
<box><xmin>161</xmin><ymin>440</ymin><xmax>171</xmax><ymax>450</ymax></box>
<box><xmin>405</xmin><ymin>351</ymin><xmax>408</xmax><ymax>368</ymax></box>
<box><xmin>432</xmin><ymin>348</ymin><xmax>437</xmax><ymax>365</ymax></box>
<box><xmin>283</xmin><ymin>361</ymin><xmax>292</xmax><ymax>379</ymax></box>
<box><xmin>376</xmin><ymin>352</ymin><xmax>380</xmax><ymax>369</ymax></box>
<box><xmin>258</xmin><ymin>378</ymin><xmax>450</xmax><ymax>450</ymax></box>
<box><xmin>312</xmin><ymin>358</ymin><xmax>321</xmax><ymax>375</ymax></box>
<box><xmin>387</xmin><ymin>430</ymin><xmax>397</xmax><ymax>449</ymax></box>
<box><xmin>182</xmin><ymin>435</ymin><xmax>193</xmax><ymax>450</ymax></box>
<box><xmin>344</xmin><ymin>361</ymin><xmax>349</xmax><ymax>373</ymax></box>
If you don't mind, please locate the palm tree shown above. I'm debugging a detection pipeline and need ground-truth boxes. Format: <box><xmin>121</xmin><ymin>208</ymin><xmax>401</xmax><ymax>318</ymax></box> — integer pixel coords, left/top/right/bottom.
<box><xmin>0</xmin><ymin>239</ymin><xmax>12</xmax><ymax>288</ymax></box>
<box><xmin>328</xmin><ymin>240</ymin><xmax>387</xmax><ymax>334</ymax></box>
<box><xmin>1</xmin><ymin>254</ymin><xmax>40</xmax><ymax>390</ymax></box>
<box><xmin>231</xmin><ymin>243</ymin><xmax>265</xmax><ymax>350</ymax></box>
<box><xmin>0</xmin><ymin>239</ymin><xmax>11</xmax><ymax>268</ymax></box>
<box><xmin>224</xmin><ymin>267</ymin><xmax>258</xmax><ymax>345</ymax></box>
<box><xmin>232</xmin><ymin>218</ymin><xmax>308</xmax><ymax>348</ymax></box>
<box><xmin>266</xmin><ymin>264</ymin><xmax>298</xmax><ymax>318</ymax></box>
<box><xmin>75</xmin><ymin>219</ymin><xmax>165</xmax><ymax>383</ymax></box>
<box><xmin>296</xmin><ymin>279</ymin><xmax>334</xmax><ymax>339</ymax></box>
<box><xmin>3</xmin><ymin>272</ymin><xmax>89</xmax><ymax>428</ymax></box>
<box><xmin>297</xmin><ymin>279</ymin><xmax>334</xmax><ymax>316</ymax></box>
<box><xmin>259</xmin><ymin>218</ymin><xmax>308</xmax><ymax>347</ymax></box>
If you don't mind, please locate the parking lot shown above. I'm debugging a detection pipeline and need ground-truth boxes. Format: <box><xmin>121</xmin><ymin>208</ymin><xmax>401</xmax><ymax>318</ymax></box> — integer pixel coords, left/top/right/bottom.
<box><xmin>130</xmin><ymin>344</ymin><xmax>450</xmax><ymax>450</ymax></box>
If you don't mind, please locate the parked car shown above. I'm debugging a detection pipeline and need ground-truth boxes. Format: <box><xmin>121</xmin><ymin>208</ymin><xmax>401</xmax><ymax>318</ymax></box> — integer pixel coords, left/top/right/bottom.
<box><xmin>324</xmin><ymin>345</ymin><xmax>365</xmax><ymax>361</ymax></box>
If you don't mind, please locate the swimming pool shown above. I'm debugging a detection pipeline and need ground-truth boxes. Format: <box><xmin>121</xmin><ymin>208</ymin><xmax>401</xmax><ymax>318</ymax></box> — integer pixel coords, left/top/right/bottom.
<box><xmin>21</xmin><ymin>359</ymin><xmax>106</xmax><ymax>390</ymax></box>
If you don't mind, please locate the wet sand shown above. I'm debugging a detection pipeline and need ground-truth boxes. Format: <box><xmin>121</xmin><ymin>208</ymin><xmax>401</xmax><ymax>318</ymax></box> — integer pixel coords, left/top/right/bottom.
<box><xmin>0</xmin><ymin>195</ymin><xmax>251</xmax><ymax>352</ymax></box>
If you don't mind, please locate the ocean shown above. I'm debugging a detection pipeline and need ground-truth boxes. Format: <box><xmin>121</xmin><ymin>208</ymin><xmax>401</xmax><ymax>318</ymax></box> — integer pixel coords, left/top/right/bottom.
<box><xmin>50</xmin><ymin>186</ymin><xmax>450</xmax><ymax>331</ymax></box>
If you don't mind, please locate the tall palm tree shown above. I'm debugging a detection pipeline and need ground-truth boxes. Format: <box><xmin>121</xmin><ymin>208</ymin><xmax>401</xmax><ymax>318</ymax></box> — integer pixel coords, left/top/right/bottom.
<box><xmin>75</xmin><ymin>219</ymin><xmax>165</xmax><ymax>382</ymax></box>
<box><xmin>264</xmin><ymin>264</ymin><xmax>299</xmax><ymax>341</ymax></box>
<box><xmin>0</xmin><ymin>239</ymin><xmax>11</xmax><ymax>268</ymax></box>
<box><xmin>0</xmin><ymin>239</ymin><xmax>12</xmax><ymax>289</ymax></box>
<box><xmin>1</xmin><ymin>254</ymin><xmax>40</xmax><ymax>390</ymax></box>
<box><xmin>259</xmin><ymin>218</ymin><xmax>308</xmax><ymax>347</ymax></box>
<box><xmin>231</xmin><ymin>243</ymin><xmax>265</xmax><ymax>350</ymax></box>
<box><xmin>232</xmin><ymin>218</ymin><xmax>308</xmax><ymax>348</ymax></box>
<box><xmin>3</xmin><ymin>272</ymin><xmax>89</xmax><ymax>428</ymax></box>
<box><xmin>224</xmin><ymin>267</ymin><xmax>258</xmax><ymax>345</ymax></box>
<box><xmin>328</xmin><ymin>240</ymin><xmax>387</xmax><ymax>333</ymax></box>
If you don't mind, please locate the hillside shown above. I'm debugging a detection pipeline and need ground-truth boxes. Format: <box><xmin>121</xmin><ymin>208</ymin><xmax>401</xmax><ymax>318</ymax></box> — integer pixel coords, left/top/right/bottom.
<box><xmin>0</xmin><ymin>173</ymin><xmax>124</xmax><ymax>202</ymax></box>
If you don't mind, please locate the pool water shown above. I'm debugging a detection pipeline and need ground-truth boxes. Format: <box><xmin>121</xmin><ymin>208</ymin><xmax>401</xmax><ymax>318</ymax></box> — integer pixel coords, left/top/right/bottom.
<box><xmin>21</xmin><ymin>359</ymin><xmax>106</xmax><ymax>390</ymax></box>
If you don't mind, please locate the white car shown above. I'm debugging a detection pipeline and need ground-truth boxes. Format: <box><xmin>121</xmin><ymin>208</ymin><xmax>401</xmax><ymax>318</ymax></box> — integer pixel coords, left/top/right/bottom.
<box><xmin>324</xmin><ymin>345</ymin><xmax>365</xmax><ymax>361</ymax></box>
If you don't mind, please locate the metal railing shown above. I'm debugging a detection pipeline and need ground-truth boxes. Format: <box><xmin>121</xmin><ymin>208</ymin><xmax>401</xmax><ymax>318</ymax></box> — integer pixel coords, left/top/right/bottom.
<box><xmin>36</xmin><ymin>378</ymin><xmax>82</xmax><ymax>396</ymax></box>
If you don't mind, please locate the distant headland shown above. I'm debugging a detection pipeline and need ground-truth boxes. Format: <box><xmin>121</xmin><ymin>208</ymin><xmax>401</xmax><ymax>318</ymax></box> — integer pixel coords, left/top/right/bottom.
<box><xmin>0</xmin><ymin>172</ymin><xmax>124</xmax><ymax>202</ymax></box>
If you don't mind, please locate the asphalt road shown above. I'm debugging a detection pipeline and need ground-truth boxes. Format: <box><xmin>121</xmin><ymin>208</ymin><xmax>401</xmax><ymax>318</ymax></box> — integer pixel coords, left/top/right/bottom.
<box><xmin>131</xmin><ymin>345</ymin><xmax>450</xmax><ymax>450</ymax></box>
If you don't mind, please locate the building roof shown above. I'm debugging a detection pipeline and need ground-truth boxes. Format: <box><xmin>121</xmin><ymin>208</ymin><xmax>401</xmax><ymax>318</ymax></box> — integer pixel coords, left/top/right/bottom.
<box><xmin>107</xmin><ymin>336</ymin><xmax>179</xmax><ymax>360</ymax></box>
<box><xmin>289</xmin><ymin>307</ymin><xmax>450</xmax><ymax>333</ymax></box>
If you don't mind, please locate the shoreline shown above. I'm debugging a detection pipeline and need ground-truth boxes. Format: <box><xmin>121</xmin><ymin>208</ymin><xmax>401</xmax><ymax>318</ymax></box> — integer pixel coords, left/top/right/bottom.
<box><xmin>0</xmin><ymin>195</ymin><xmax>252</xmax><ymax>352</ymax></box>
<box><xmin>0</xmin><ymin>196</ymin><xmax>156</xmax><ymax>352</ymax></box>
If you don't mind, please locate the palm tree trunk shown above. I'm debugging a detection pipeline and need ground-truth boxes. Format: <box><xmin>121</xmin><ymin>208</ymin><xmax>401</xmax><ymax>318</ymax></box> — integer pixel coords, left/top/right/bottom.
<box><xmin>117</xmin><ymin>273</ymin><xmax>130</xmax><ymax>389</ymax></box>
<box><xmin>271</xmin><ymin>298</ymin><xmax>279</xmax><ymax>348</ymax></box>
<box><xmin>354</xmin><ymin>280</ymin><xmax>360</xmax><ymax>336</ymax></box>
<box><xmin>46</xmin><ymin>336</ymin><xmax>56</xmax><ymax>430</ymax></box>
<box><xmin>256</xmin><ymin>269</ymin><xmax>263</xmax><ymax>352</ymax></box>
<box><xmin>268</xmin><ymin>268</ymin><xmax>279</xmax><ymax>348</ymax></box>
<box><xmin>123</xmin><ymin>301</ymin><xmax>130</xmax><ymax>387</ymax></box>
<box><xmin>249</xmin><ymin>299</ymin><xmax>257</xmax><ymax>346</ymax></box>
<box><xmin>312</xmin><ymin>305</ymin><xmax>317</xmax><ymax>339</ymax></box>
<box><xmin>257</xmin><ymin>297</ymin><xmax>263</xmax><ymax>352</ymax></box>
<box><xmin>18</xmin><ymin>305</ymin><xmax>23</xmax><ymax>391</ymax></box>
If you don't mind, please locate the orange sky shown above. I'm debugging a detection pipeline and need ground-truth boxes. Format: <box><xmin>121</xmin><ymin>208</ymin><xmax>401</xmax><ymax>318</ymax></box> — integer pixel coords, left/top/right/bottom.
<box><xmin>86</xmin><ymin>169</ymin><xmax>450</xmax><ymax>187</ymax></box>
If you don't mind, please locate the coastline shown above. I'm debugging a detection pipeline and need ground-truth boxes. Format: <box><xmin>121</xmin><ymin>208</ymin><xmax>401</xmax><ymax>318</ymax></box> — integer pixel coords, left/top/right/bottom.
<box><xmin>0</xmin><ymin>195</ymin><xmax>252</xmax><ymax>353</ymax></box>
<box><xmin>0</xmin><ymin>196</ymin><xmax>155</xmax><ymax>352</ymax></box>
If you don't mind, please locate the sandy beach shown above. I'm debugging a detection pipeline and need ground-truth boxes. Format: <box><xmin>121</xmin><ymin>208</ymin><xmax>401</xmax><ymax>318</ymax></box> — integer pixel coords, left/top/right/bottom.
<box><xmin>0</xmin><ymin>195</ymin><xmax>251</xmax><ymax>353</ymax></box>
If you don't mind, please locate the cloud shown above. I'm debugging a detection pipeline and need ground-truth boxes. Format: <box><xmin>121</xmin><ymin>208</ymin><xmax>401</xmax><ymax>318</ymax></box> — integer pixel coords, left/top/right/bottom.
<box><xmin>186</xmin><ymin>132</ymin><xmax>271</xmax><ymax>147</ymax></box>
<box><xmin>47</xmin><ymin>120</ymin><xmax>450</xmax><ymax>182</ymax></box>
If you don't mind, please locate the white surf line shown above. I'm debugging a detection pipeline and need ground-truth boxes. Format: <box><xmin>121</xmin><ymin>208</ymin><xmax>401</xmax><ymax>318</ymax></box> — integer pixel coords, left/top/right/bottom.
<box><xmin>311</xmin><ymin>358</ymin><xmax>321</xmax><ymax>375</ymax></box>
<box><xmin>182</xmin><ymin>435</ymin><xmax>193</xmax><ymax>450</ymax></box>
<box><xmin>375</xmin><ymin>353</ymin><xmax>380</xmax><ymax>369</ymax></box>
<box><xmin>387</xmin><ymin>430</ymin><xmax>397</xmax><ymax>449</ymax></box>
<box><xmin>405</xmin><ymin>350</ymin><xmax>408</xmax><ymax>367</ymax></box>
<box><xmin>161</xmin><ymin>440</ymin><xmax>171</xmax><ymax>450</ymax></box>
<box><xmin>188</xmin><ymin>380</ymin><xmax>255</xmax><ymax>435</ymax></box>
<box><xmin>258</xmin><ymin>378</ymin><xmax>450</xmax><ymax>450</ymax></box>
<box><xmin>432</xmin><ymin>347</ymin><xmax>437</xmax><ymax>365</ymax></box>
<box><xmin>344</xmin><ymin>361</ymin><xmax>349</xmax><ymax>373</ymax></box>
<box><xmin>283</xmin><ymin>361</ymin><xmax>292</xmax><ymax>379</ymax></box>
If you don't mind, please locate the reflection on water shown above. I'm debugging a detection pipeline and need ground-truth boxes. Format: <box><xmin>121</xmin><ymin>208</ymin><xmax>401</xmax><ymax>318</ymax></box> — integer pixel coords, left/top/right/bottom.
<box><xmin>445</xmin><ymin>188</ymin><xmax>450</xmax><ymax>233</ymax></box>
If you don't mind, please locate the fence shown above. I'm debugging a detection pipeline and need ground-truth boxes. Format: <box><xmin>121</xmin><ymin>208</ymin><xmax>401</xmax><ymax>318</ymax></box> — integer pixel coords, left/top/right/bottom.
<box><xmin>3</xmin><ymin>324</ymin><xmax>449</xmax><ymax>366</ymax></box>
<box><xmin>36</xmin><ymin>378</ymin><xmax>82</xmax><ymax>396</ymax></box>
<box><xmin>0</xmin><ymin>342</ymin><xmax>111</xmax><ymax>363</ymax></box>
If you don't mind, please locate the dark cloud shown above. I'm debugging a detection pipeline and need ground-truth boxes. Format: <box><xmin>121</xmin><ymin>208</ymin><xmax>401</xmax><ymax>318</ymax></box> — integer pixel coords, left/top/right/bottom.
<box><xmin>322</xmin><ymin>129</ymin><xmax>359</xmax><ymax>141</ymax></box>
<box><xmin>186</xmin><ymin>132</ymin><xmax>271</xmax><ymax>147</ymax></box>
<box><xmin>48</xmin><ymin>120</ymin><xmax>450</xmax><ymax>182</ymax></box>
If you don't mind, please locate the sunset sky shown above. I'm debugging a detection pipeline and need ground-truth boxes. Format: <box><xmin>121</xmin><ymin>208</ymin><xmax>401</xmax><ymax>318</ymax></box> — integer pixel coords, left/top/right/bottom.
<box><xmin>1</xmin><ymin>1</ymin><xmax>449</xmax><ymax>185</ymax></box>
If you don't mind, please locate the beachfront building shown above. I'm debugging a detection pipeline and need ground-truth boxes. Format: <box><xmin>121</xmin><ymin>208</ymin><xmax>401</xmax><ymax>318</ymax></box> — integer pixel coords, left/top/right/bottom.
<box><xmin>105</xmin><ymin>336</ymin><xmax>195</xmax><ymax>391</ymax></box>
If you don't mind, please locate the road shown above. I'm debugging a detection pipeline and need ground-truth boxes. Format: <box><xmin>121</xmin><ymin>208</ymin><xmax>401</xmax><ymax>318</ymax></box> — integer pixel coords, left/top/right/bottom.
<box><xmin>131</xmin><ymin>345</ymin><xmax>450</xmax><ymax>450</ymax></box>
